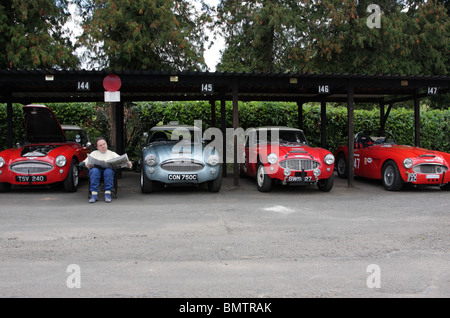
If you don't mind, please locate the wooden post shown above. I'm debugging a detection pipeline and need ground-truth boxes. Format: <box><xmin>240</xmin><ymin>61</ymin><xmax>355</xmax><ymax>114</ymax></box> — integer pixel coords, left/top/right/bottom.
<box><xmin>347</xmin><ymin>81</ymin><xmax>354</xmax><ymax>188</ymax></box>
<box><xmin>210</xmin><ymin>99</ymin><xmax>216</xmax><ymax>127</ymax></box>
<box><xmin>379</xmin><ymin>102</ymin><xmax>385</xmax><ymax>135</ymax></box>
<box><xmin>232</xmin><ymin>79</ymin><xmax>239</xmax><ymax>187</ymax></box>
<box><xmin>414</xmin><ymin>90</ymin><xmax>420</xmax><ymax>147</ymax></box>
<box><xmin>221</xmin><ymin>99</ymin><xmax>227</xmax><ymax>177</ymax></box>
<box><xmin>321</xmin><ymin>99</ymin><xmax>327</xmax><ymax>149</ymax></box>
<box><xmin>7</xmin><ymin>100</ymin><xmax>13</xmax><ymax>148</ymax></box>
<box><xmin>113</xmin><ymin>102</ymin><xmax>124</xmax><ymax>154</ymax></box>
<box><xmin>297</xmin><ymin>101</ymin><xmax>303</xmax><ymax>130</ymax></box>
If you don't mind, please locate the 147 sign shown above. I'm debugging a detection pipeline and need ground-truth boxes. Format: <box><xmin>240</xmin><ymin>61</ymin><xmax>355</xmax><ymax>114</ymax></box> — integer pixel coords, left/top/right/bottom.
<box><xmin>427</xmin><ymin>87</ymin><xmax>438</xmax><ymax>95</ymax></box>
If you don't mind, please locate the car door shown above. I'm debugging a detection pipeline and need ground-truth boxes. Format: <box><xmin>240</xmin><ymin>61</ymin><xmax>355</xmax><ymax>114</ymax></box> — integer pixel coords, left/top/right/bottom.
<box><xmin>353</xmin><ymin>134</ymin><xmax>372</xmax><ymax>177</ymax></box>
<box><xmin>353</xmin><ymin>147</ymin><xmax>364</xmax><ymax>176</ymax></box>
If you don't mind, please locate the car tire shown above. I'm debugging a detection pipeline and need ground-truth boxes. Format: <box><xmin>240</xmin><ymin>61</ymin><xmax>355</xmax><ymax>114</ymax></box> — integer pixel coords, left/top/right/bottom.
<box><xmin>140</xmin><ymin>167</ymin><xmax>153</xmax><ymax>193</ymax></box>
<box><xmin>336</xmin><ymin>153</ymin><xmax>348</xmax><ymax>179</ymax></box>
<box><xmin>256</xmin><ymin>163</ymin><xmax>272</xmax><ymax>192</ymax></box>
<box><xmin>382</xmin><ymin>160</ymin><xmax>403</xmax><ymax>191</ymax></box>
<box><xmin>63</xmin><ymin>158</ymin><xmax>79</xmax><ymax>192</ymax></box>
<box><xmin>440</xmin><ymin>183</ymin><xmax>450</xmax><ymax>191</ymax></box>
<box><xmin>207</xmin><ymin>166</ymin><xmax>222</xmax><ymax>193</ymax></box>
<box><xmin>0</xmin><ymin>182</ymin><xmax>11</xmax><ymax>192</ymax></box>
<box><xmin>317</xmin><ymin>173</ymin><xmax>334</xmax><ymax>192</ymax></box>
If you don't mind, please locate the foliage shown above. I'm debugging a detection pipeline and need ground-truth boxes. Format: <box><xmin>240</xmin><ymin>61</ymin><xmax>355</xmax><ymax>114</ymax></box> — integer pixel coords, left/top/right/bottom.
<box><xmin>215</xmin><ymin>0</ymin><xmax>449</xmax><ymax>76</ymax></box>
<box><xmin>312</xmin><ymin>0</ymin><xmax>450</xmax><ymax>75</ymax></box>
<box><xmin>1</xmin><ymin>102</ymin><xmax>449</xmax><ymax>158</ymax></box>
<box><xmin>215</xmin><ymin>0</ymin><xmax>316</xmax><ymax>72</ymax></box>
<box><xmin>0</xmin><ymin>104</ymin><xmax>25</xmax><ymax>148</ymax></box>
<box><xmin>0</xmin><ymin>0</ymin><xmax>78</xmax><ymax>69</ymax></box>
<box><xmin>127</xmin><ymin>101</ymin><xmax>450</xmax><ymax>156</ymax></box>
<box><xmin>73</xmin><ymin>0</ymin><xmax>210</xmax><ymax>71</ymax></box>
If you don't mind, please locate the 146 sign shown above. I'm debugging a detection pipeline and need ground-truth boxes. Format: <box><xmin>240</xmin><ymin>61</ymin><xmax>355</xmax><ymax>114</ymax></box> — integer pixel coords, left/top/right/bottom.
<box><xmin>318</xmin><ymin>85</ymin><xmax>330</xmax><ymax>94</ymax></box>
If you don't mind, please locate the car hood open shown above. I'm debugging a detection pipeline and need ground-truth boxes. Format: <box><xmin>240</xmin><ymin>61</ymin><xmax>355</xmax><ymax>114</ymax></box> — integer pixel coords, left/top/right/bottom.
<box><xmin>23</xmin><ymin>105</ymin><xmax>66</xmax><ymax>143</ymax></box>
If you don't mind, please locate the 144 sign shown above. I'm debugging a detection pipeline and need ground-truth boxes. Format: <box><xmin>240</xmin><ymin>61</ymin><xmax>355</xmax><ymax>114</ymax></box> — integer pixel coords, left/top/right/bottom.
<box><xmin>77</xmin><ymin>81</ymin><xmax>90</xmax><ymax>91</ymax></box>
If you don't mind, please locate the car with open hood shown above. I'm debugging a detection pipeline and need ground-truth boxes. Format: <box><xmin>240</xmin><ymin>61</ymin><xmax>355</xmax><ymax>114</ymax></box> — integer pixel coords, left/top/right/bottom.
<box><xmin>0</xmin><ymin>105</ymin><xmax>90</xmax><ymax>192</ymax></box>
<box><xmin>140</xmin><ymin>124</ymin><xmax>222</xmax><ymax>193</ymax></box>
<box><xmin>240</xmin><ymin>126</ymin><xmax>335</xmax><ymax>192</ymax></box>
<box><xmin>335</xmin><ymin>131</ymin><xmax>450</xmax><ymax>191</ymax></box>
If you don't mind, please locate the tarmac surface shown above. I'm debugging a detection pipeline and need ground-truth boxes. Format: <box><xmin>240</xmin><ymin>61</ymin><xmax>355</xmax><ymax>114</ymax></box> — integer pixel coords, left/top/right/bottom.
<box><xmin>0</xmin><ymin>170</ymin><xmax>449</xmax><ymax>298</ymax></box>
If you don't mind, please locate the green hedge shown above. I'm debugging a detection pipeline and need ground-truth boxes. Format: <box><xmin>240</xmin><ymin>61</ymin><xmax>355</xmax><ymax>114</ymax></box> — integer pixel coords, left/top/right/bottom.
<box><xmin>132</xmin><ymin>101</ymin><xmax>450</xmax><ymax>155</ymax></box>
<box><xmin>1</xmin><ymin>102</ymin><xmax>449</xmax><ymax>159</ymax></box>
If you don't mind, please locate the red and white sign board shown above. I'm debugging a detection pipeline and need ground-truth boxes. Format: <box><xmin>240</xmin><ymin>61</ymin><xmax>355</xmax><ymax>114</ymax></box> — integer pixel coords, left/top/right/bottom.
<box><xmin>103</xmin><ymin>74</ymin><xmax>121</xmax><ymax>102</ymax></box>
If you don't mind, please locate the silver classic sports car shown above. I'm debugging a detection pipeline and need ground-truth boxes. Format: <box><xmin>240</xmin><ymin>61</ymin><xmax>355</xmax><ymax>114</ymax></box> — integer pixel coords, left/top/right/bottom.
<box><xmin>140</xmin><ymin>124</ymin><xmax>222</xmax><ymax>193</ymax></box>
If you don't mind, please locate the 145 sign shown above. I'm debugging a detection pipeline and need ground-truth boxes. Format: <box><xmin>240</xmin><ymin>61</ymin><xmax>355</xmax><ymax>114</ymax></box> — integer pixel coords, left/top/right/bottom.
<box><xmin>201</xmin><ymin>83</ymin><xmax>214</xmax><ymax>94</ymax></box>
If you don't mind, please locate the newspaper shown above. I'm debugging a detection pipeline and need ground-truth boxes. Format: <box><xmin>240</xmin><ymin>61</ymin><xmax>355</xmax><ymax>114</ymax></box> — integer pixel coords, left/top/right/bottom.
<box><xmin>87</xmin><ymin>153</ymin><xmax>129</xmax><ymax>169</ymax></box>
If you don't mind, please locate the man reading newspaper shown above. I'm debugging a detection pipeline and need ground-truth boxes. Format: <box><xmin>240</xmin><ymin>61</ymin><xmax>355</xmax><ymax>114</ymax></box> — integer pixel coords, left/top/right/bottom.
<box><xmin>83</xmin><ymin>137</ymin><xmax>132</xmax><ymax>203</ymax></box>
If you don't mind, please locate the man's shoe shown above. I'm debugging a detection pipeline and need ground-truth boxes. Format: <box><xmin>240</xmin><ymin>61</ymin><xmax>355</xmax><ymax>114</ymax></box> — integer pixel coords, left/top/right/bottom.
<box><xmin>89</xmin><ymin>195</ymin><xmax>97</xmax><ymax>203</ymax></box>
<box><xmin>105</xmin><ymin>193</ymin><xmax>112</xmax><ymax>203</ymax></box>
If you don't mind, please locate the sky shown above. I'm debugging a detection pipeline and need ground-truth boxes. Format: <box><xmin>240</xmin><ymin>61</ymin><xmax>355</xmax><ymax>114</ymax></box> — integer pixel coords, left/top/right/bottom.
<box><xmin>67</xmin><ymin>0</ymin><xmax>224</xmax><ymax>71</ymax></box>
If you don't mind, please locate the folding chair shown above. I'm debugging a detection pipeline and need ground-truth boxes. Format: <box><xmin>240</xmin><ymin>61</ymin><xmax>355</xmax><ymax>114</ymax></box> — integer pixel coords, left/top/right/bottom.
<box><xmin>86</xmin><ymin>168</ymin><xmax>119</xmax><ymax>199</ymax></box>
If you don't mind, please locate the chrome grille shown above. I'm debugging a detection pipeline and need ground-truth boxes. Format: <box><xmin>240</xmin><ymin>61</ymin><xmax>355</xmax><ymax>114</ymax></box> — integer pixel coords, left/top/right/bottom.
<box><xmin>280</xmin><ymin>159</ymin><xmax>319</xmax><ymax>171</ymax></box>
<box><xmin>412</xmin><ymin>164</ymin><xmax>447</xmax><ymax>174</ymax></box>
<box><xmin>161</xmin><ymin>160</ymin><xmax>204</xmax><ymax>172</ymax></box>
<box><xmin>10</xmin><ymin>161</ymin><xmax>53</xmax><ymax>174</ymax></box>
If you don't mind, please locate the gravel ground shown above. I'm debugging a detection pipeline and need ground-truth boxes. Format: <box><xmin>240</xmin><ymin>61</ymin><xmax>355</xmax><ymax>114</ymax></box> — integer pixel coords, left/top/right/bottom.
<box><xmin>0</xmin><ymin>171</ymin><xmax>449</xmax><ymax>298</ymax></box>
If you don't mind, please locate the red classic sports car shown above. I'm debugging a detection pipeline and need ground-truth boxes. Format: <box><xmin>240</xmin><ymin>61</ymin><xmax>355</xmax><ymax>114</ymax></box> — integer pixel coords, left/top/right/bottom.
<box><xmin>335</xmin><ymin>131</ymin><xmax>450</xmax><ymax>191</ymax></box>
<box><xmin>0</xmin><ymin>105</ymin><xmax>90</xmax><ymax>192</ymax></box>
<box><xmin>240</xmin><ymin>126</ymin><xmax>335</xmax><ymax>192</ymax></box>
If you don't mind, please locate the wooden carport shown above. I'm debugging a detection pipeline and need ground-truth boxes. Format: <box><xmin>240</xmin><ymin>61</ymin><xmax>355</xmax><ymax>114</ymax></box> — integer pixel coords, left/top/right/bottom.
<box><xmin>1</xmin><ymin>69</ymin><xmax>449</xmax><ymax>187</ymax></box>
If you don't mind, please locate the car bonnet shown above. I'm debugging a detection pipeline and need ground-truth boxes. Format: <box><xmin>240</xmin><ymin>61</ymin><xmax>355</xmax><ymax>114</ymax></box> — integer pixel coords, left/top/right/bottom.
<box><xmin>23</xmin><ymin>105</ymin><xmax>66</xmax><ymax>143</ymax></box>
<box><xmin>149</xmin><ymin>141</ymin><xmax>204</xmax><ymax>161</ymax></box>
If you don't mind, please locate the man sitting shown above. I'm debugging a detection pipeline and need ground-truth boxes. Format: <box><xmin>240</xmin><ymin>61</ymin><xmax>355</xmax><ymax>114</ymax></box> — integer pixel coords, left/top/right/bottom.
<box><xmin>84</xmin><ymin>137</ymin><xmax>131</xmax><ymax>203</ymax></box>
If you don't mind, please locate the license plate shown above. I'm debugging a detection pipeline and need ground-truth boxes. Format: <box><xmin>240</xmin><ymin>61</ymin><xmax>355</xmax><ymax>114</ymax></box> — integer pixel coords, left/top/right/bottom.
<box><xmin>168</xmin><ymin>174</ymin><xmax>197</xmax><ymax>181</ymax></box>
<box><xmin>288</xmin><ymin>176</ymin><xmax>312</xmax><ymax>182</ymax></box>
<box><xmin>15</xmin><ymin>175</ymin><xmax>47</xmax><ymax>182</ymax></box>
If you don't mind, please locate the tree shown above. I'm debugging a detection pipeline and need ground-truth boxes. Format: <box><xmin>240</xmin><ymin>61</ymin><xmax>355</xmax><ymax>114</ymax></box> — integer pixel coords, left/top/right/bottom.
<box><xmin>311</xmin><ymin>0</ymin><xmax>450</xmax><ymax>75</ymax></box>
<box><xmin>215</xmin><ymin>0</ymin><xmax>449</xmax><ymax>76</ymax></box>
<box><xmin>0</xmin><ymin>0</ymin><xmax>79</xmax><ymax>69</ymax></box>
<box><xmin>74</xmin><ymin>0</ymin><xmax>210</xmax><ymax>71</ymax></box>
<box><xmin>215</xmin><ymin>0</ymin><xmax>316</xmax><ymax>73</ymax></box>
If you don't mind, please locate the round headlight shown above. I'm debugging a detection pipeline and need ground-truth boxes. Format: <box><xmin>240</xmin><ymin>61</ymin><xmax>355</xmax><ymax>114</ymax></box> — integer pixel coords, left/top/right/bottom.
<box><xmin>145</xmin><ymin>154</ymin><xmax>157</xmax><ymax>166</ymax></box>
<box><xmin>0</xmin><ymin>157</ymin><xmax>5</xmax><ymax>168</ymax></box>
<box><xmin>55</xmin><ymin>155</ymin><xmax>67</xmax><ymax>167</ymax></box>
<box><xmin>207</xmin><ymin>154</ymin><xmax>219</xmax><ymax>166</ymax></box>
<box><xmin>403</xmin><ymin>158</ymin><xmax>413</xmax><ymax>169</ymax></box>
<box><xmin>267</xmin><ymin>153</ymin><xmax>278</xmax><ymax>164</ymax></box>
<box><xmin>324</xmin><ymin>154</ymin><xmax>335</xmax><ymax>165</ymax></box>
